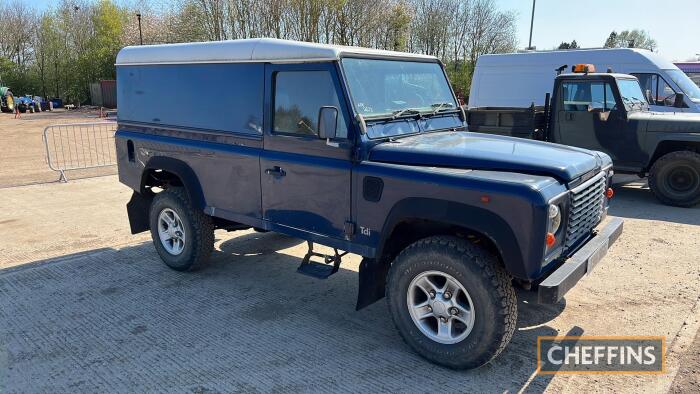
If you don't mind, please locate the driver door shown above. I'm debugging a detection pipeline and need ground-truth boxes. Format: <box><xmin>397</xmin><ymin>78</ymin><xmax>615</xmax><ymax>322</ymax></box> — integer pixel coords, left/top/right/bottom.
<box><xmin>260</xmin><ymin>63</ymin><xmax>354</xmax><ymax>240</ymax></box>
<box><xmin>557</xmin><ymin>80</ymin><xmax>641</xmax><ymax>166</ymax></box>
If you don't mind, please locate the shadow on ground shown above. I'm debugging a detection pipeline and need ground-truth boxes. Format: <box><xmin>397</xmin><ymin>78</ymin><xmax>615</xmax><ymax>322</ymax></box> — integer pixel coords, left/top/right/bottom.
<box><xmin>0</xmin><ymin>231</ymin><xmax>572</xmax><ymax>392</ymax></box>
<box><xmin>609</xmin><ymin>177</ymin><xmax>700</xmax><ymax>225</ymax></box>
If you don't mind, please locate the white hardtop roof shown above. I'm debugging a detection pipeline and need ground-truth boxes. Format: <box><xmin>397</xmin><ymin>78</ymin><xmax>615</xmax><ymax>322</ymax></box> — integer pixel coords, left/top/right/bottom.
<box><xmin>477</xmin><ymin>48</ymin><xmax>677</xmax><ymax>70</ymax></box>
<box><xmin>116</xmin><ymin>38</ymin><xmax>437</xmax><ymax>66</ymax></box>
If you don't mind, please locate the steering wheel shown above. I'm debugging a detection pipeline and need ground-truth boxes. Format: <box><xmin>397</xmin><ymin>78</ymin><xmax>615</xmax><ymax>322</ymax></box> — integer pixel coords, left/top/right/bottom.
<box><xmin>662</xmin><ymin>93</ymin><xmax>677</xmax><ymax>106</ymax></box>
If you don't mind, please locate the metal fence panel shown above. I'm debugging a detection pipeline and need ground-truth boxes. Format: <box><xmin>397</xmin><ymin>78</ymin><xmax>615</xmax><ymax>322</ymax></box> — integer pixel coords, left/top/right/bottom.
<box><xmin>43</xmin><ymin>122</ymin><xmax>118</xmax><ymax>182</ymax></box>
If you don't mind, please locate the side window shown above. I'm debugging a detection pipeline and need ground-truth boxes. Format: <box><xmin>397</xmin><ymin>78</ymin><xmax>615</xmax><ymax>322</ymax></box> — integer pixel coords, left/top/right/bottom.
<box><xmin>632</xmin><ymin>73</ymin><xmax>676</xmax><ymax>106</ymax></box>
<box><xmin>273</xmin><ymin>71</ymin><xmax>347</xmax><ymax>138</ymax></box>
<box><xmin>657</xmin><ymin>77</ymin><xmax>676</xmax><ymax>105</ymax></box>
<box><xmin>590</xmin><ymin>83</ymin><xmax>605</xmax><ymax>110</ymax></box>
<box><xmin>562</xmin><ymin>81</ymin><xmax>617</xmax><ymax>111</ymax></box>
<box><xmin>604</xmin><ymin>83</ymin><xmax>617</xmax><ymax>110</ymax></box>
<box><xmin>634</xmin><ymin>73</ymin><xmax>654</xmax><ymax>102</ymax></box>
<box><xmin>562</xmin><ymin>82</ymin><xmax>591</xmax><ymax>111</ymax></box>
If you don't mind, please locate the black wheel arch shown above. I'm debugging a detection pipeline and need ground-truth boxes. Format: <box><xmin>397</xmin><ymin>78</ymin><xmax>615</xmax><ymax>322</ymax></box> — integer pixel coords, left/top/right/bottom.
<box><xmin>140</xmin><ymin>156</ymin><xmax>207</xmax><ymax>210</ymax></box>
<box><xmin>356</xmin><ymin>197</ymin><xmax>524</xmax><ymax>310</ymax></box>
<box><xmin>646</xmin><ymin>137</ymin><xmax>700</xmax><ymax>171</ymax></box>
<box><xmin>126</xmin><ymin>156</ymin><xmax>207</xmax><ymax>235</ymax></box>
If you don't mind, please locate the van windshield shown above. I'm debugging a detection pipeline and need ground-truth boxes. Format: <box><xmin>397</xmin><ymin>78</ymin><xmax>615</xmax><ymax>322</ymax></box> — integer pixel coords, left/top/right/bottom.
<box><xmin>341</xmin><ymin>58</ymin><xmax>457</xmax><ymax>120</ymax></box>
<box><xmin>665</xmin><ymin>69</ymin><xmax>700</xmax><ymax>101</ymax></box>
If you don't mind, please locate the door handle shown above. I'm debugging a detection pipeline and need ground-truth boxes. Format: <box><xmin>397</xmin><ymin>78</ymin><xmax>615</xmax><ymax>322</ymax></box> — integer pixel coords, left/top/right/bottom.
<box><xmin>565</xmin><ymin>112</ymin><xmax>574</xmax><ymax>121</ymax></box>
<box><xmin>265</xmin><ymin>166</ymin><xmax>286</xmax><ymax>177</ymax></box>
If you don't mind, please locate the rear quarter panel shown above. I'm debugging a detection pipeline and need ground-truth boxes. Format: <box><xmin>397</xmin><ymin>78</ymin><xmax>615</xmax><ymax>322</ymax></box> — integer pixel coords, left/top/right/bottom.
<box><xmin>115</xmin><ymin>62</ymin><xmax>266</xmax><ymax>223</ymax></box>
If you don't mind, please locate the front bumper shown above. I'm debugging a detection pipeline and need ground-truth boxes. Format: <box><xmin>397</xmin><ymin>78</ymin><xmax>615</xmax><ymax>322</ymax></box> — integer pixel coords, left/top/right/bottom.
<box><xmin>538</xmin><ymin>217</ymin><xmax>624</xmax><ymax>304</ymax></box>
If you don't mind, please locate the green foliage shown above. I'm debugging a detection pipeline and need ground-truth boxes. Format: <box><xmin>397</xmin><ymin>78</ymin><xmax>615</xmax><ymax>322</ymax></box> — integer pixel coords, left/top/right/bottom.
<box><xmin>603</xmin><ymin>30</ymin><xmax>656</xmax><ymax>51</ymax></box>
<box><xmin>444</xmin><ymin>60</ymin><xmax>473</xmax><ymax>101</ymax></box>
<box><xmin>558</xmin><ymin>40</ymin><xmax>579</xmax><ymax>50</ymax></box>
<box><xmin>0</xmin><ymin>57</ymin><xmax>40</xmax><ymax>95</ymax></box>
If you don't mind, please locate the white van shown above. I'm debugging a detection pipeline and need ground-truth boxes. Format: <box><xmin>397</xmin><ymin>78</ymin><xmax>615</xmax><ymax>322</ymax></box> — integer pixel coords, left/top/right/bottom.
<box><xmin>468</xmin><ymin>48</ymin><xmax>700</xmax><ymax>113</ymax></box>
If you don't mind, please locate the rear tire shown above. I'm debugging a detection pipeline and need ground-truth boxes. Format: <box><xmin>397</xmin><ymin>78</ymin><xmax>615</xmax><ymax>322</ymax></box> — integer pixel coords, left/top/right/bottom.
<box><xmin>649</xmin><ymin>151</ymin><xmax>700</xmax><ymax>207</ymax></box>
<box><xmin>149</xmin><ymin>187</ymin><xmax>214</xmax><ymax>271</ymax></box>
<box><xmin>386</xmin><ymin>236</ymin><xmax>517</xmax><ymax>369</ymax></box>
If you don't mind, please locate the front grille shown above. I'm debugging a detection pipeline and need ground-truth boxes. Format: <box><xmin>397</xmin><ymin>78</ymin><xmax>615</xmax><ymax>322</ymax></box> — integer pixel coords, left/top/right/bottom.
<box><xmin>564</xmin><ymin>171</ymin><xmax>606</xmax><ymax>250</ymax></box>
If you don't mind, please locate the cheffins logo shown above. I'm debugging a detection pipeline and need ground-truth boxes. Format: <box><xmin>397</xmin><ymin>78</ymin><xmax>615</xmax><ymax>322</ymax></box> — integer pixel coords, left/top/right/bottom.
<box><xmin>537</xmin><ymin>336</ymin><xmax>665</xmax><ymax>374</ymax></box>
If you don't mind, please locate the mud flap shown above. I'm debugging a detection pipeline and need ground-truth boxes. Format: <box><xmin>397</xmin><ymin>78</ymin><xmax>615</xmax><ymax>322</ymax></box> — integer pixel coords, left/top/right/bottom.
<box><xmin>126</xmin><ymin>191</ymin><xmax>152</xmax><ymax>234</ymax></box>
<box><xmin>356</xmin><ymin>258</ymin><xmax>390</xmax><ymax>310</ymax></box>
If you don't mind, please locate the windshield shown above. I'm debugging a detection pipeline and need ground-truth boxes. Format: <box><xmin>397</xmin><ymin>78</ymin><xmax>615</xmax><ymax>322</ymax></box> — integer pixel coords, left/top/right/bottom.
<box><xmin>341</xmin><ymin>58</ymin><xmax>457</xmax><ymax>119</ymax></box>
<box><xmin>616</xmin><ymin>79</ymin><xmax>648</xmax><ymax>110</ymax></box>
<box><xmin>665</xmin><ymin>69</ymin><xmax>700</xmax><ymax>101</ymax></box>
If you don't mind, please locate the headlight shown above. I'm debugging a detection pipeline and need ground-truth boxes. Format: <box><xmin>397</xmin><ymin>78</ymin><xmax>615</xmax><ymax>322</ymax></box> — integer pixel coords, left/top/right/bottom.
<box><xmin>548</xmin><ymin>204</ymin><xmax>561</xmax><ymax>234</ymax></box>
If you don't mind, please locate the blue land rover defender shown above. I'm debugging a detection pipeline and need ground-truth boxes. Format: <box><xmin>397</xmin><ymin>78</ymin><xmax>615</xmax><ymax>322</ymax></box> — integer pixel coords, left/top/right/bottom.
<box><xmin>115</xmin><ymin>38</ymin><xmax>623</xmax><ymax>369</ymax></box>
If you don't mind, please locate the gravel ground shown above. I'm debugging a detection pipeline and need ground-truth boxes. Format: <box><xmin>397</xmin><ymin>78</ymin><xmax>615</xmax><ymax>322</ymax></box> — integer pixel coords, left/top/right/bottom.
<box><xmin>0</xmin><ymin>111</ymin><xmax>698</xmax><ymax>392</ymax></box>
<box><xmin>0</xmin><ymin>109</ymin><xmax>115</xmax><ymax>188</ymax></box>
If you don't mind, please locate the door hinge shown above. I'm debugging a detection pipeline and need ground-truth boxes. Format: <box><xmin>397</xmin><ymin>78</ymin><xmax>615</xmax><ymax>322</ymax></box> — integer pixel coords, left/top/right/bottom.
<box><xmin>344</xmin><ymin>221</ymin><xmax>355</xmax><ymax>239</ymax></box>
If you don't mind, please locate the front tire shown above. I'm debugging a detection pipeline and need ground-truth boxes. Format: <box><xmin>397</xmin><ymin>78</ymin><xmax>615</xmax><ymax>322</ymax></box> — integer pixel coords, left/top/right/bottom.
<box><xmin>649</xmin><ymin>151</ymin><xmax>700</xmax><ymax>207</ymax></box>
<box><xmin>386</xmin><ymin>236</ymin><xmax>517</xmax><ymax>369</ymax></box>
<box><xmin>149</xmin><ymin>187</ymin><xmax>214</xmax><ymax>271</ymax></box>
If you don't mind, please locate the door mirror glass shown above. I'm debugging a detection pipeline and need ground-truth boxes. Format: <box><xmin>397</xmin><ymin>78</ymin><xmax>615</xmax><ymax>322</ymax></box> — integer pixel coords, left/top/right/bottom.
<box><xmin>318</xmin><ymin>106</ymin><xmax>338</xmax><ymax>139</ymax></box>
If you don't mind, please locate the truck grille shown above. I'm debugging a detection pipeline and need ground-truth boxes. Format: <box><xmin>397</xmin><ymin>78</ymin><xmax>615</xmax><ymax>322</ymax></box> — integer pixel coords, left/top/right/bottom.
<box><xmin>564</xmin><ymin>172</ymin><xmax>606</xmax><ymax>250</ymax></box>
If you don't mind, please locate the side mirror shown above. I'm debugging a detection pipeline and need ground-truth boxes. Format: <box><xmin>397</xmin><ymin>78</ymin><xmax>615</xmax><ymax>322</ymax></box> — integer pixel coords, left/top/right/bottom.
<box><xmin>645</xmin><ymin>89</ymin><xmax>653</xmax><ymax>104</ymax></box>
<box><xmin>674</xmin><ymin>92</ymin><xmax>686</xmax><ymax>108</ymax></box>
<box><xmin>318</xmin><ymin>106</ymin><xmax>338</xmax><ymax>139</ymax></box>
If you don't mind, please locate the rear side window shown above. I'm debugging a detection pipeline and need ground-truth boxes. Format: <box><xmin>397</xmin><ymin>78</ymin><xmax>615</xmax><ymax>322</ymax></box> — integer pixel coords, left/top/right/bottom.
<box><xmin>561</xmin><ymin>81</ymin><xmax>617</xmax><ymax>111</ymax></box>
<box><xmin>273</xmin><ymin>71</ymin><xmax>347</xmax><ymax>137</ymax></box>
<box><xmin>116</xmin><ymin>63</ymin><xmax>264</xmax><ymax>134</ymax></box>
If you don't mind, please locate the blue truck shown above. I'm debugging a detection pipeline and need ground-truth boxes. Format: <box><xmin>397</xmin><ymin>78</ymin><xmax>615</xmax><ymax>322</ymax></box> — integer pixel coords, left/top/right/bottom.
<box><xmin>115</xmin><ymin>38</ymin><xmax>623</xmax><ymax>369</ymax></box>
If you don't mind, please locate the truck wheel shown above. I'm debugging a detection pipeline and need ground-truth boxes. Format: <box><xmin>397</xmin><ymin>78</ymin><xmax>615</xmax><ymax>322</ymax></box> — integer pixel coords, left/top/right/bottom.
<box><xmin>149</xmin><ymin>187</ymin><xmax>214</xmax><ymax>271</ymax></box>
<box><xmin>649</xmin><ymin>151</ymin><xmax>700</xmax><ymax>207</ymax></box>
<box><xmin>386</xmin><ymin>236</ymin><xmax>517</xmax><ymax>369</ymax></box>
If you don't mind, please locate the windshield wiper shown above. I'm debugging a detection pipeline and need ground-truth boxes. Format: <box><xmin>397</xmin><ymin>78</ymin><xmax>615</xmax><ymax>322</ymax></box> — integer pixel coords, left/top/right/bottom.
<box><xmin>623</xmin><ymin>96</ymin><xmax>646</xmax><ymax>111</ymax></box>
<box><xmin>391</xmin><ymin>108</ymin><xmax>422</xmax><ymax>119</ymax></box>
<box><xmin>621</xmin><ymin>96</ymin><xmax>639</xmax><ymax>110</ymax></box>
<box><xmin>430</xmin><ymin>102</ymin><xmax>455</xmax><ymax>114</ymax></box>
<box><xmin>630</xmin><ymin>96</ymin><xmax>647</xmax><ymax>109</ymax></box>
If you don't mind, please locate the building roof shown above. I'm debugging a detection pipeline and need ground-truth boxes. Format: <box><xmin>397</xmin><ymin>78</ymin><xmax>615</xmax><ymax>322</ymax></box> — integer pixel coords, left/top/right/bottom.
<box><xmin>675</xmin><ymin>63</ymin><xmax>700</xmax><ymax>73</ymax></box>
<box><xmin>116</xmin><ymin>38</ymin><xmax>437</xmax><ymax>66</ymax></box>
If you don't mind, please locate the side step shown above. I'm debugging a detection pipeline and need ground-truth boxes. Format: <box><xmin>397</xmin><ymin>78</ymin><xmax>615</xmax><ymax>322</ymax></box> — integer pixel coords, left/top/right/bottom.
<box><xmin>297</xmin><ymin>241</ymin><xmax>348</xmax><ymax>279</ymax></box>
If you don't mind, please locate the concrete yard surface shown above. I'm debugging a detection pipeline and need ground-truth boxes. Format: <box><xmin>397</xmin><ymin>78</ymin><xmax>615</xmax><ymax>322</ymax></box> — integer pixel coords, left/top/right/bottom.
<box><xmin>0</xmin><ymin>176</ymin><xmax>699</xmax><ymax>393</ymax></box>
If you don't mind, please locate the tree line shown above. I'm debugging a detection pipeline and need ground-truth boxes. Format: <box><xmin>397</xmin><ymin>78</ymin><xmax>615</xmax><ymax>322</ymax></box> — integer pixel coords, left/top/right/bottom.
<box><xmin>557</xmin><ymin>30</ymin><xmax>656</xmax><ymax>51</ymax></box>
<box><xmin>0</xmin><ymin>0</ymin><xmax>518</xmax><ymax>104</ymax></box>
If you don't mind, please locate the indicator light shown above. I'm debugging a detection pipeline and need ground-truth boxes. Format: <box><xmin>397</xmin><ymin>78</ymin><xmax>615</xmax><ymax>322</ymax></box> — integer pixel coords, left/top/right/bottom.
<box><xmin>546</xmin><ymin>232</ymin><xmax>556</xmax><ymax>248</ymax></box>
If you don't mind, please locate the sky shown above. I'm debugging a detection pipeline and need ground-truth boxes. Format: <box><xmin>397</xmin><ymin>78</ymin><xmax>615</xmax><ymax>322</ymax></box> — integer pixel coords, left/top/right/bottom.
<box><xmin>500</xmin><ymin>0</ymin><xmax>700</xmax><ymax>61</ymax></box>
<box><xmin>29</xmin><ymin>0</ymin><xmax>700</xmax><ymax>62</ymax></box>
